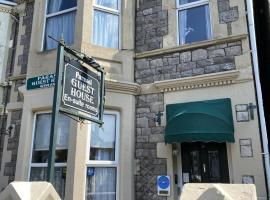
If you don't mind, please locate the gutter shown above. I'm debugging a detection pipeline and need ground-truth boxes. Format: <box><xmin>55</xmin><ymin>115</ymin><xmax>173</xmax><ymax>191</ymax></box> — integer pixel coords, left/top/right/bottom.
<box><xmin>246</xmin><ymin>0</ymin><xmax>270</xmax><ymax>199</ymax></box>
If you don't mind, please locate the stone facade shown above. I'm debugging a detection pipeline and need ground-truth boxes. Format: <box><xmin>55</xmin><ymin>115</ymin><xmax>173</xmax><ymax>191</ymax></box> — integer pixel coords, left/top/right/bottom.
<box><xmin>135</xmin><ymin>41</ymin><xmax>242</xmax><ymax>84</ymax></box>
<box><xmin>134</xmin><ymin>41</ymin><xmax>243</xmax><ymax>197</ymax></box>
<box><xmin>134</xmin><ymin>0</ymin><xmax>242</xmax><ymax>199</ymax></box>
<box><xmin>0</xmin><ymin>115</ymin><xmax>7</xmax><ymax>171</ymax></box>
<box><xmin>135</xmin><ymin>0</ymin><xmax>168</xmax><ymax>52</ymax></box>
<box><xmin>17</xmin><ymin>1</ymin><xmax>34</xmax><ymax>74</ymax></box>
<box><xmin>4</xmin><ymin>110</ymin><xmax>22</xmax><ymax>183</ymax></box>
<box><xmin>135</xmin><ymin>93</ymin><xmax>167</xmax><ymax>200</ymax></box>
<box><xmin>217</xmin><ymin>0</ymin><xmax>239</xmax><ymax>35</ymax></box>
<box><xmin>2</xmin><ymin>0</ymin><xmax>34</xmax><ymax>183</ymax></box>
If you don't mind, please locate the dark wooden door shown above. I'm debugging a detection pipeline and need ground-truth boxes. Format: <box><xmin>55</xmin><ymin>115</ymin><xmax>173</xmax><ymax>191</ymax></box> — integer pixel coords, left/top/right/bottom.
<box><xmin>181</xmin><ymin>142</ymin><xmax>229</xmax><ymax>183</ymax></box>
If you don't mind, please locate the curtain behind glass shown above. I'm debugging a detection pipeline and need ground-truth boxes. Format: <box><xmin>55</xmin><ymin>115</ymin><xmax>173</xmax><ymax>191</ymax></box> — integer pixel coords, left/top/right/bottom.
<box><xmin>93</xmin><ymin>10</ymin><xmax>119</xmax><ymax>49</ymax></box>
<box><xmin>90</xmin><ymin>114</ymin><xmax>116</xmax><ymax>161</ymax></box>
<box><xmin>34</xmin><ymin>113</ymin><xmax>70</xmax><ymax>150</ymax></box>
<box><xmin>30</xmin><ymin>167</ymin><xmax>66</xmax><ymax>199</ymax></box>
<box><xmin>91</xmin><ymin>114</ymin><xmax>116</xmax><ymax>148</ymax></box>
<box><xmin>34</xmin><ymin>114</ymin><xmax>51</xmax><ymax>150</ymax></box>
<box><xmin>86</xmin><ymin>167</ymin><xmax>116</xmax><ymax>200</ymax></box>
<box><xmin>96</xmin><ymin>0</ymin><xmax>118</xmax><ymax>10</ymax></box>
<box><xmin>179</xmin><ymin>10</ymin><xmax>187</xmax><ymax>45</ymax></box>
<box><xmin>204</xmin><ymin>5</ymin><xmax>211</xmax><ymax>40</ymax></box>
<box><xmin>44</xmin><ymin>11</ymin><xmax>76</xmax><ymax>50</ymax></box>
<box><xmin>179</xmin><ymin>0</ymin><xmax>188</xmax><ymax>45</ymax></box>
<box><xmin>47</xmin><ymin>0</ymin><xmax>77</xmax><ymax>14</ymax></box>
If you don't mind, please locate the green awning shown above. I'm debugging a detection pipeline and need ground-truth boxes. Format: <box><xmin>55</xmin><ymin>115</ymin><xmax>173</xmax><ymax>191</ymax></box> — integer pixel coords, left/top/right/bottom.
<box><xmin>165</xmin><ymin>98</ymin><xmax>235</xmax><ymax>143</ymax></box>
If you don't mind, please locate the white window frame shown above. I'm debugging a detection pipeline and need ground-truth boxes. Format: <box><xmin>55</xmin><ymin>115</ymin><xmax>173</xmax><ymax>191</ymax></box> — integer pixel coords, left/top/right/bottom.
<box><xmin>0</xmin><ymin>0</ymin><xmax>16</xmax><ymax>6</ymax></box>
<box><xmin>28</xmin><ymin>111</ymin><xmax>68</xmax><ymax>180</ymax></box>
<box><xmin>92</xmin><ymin>0</ymin><xmax>121</xmax><ymax>49</ymax></box>
<box><xmin>85</xmin><ymin>110</ymin><xmax>120</xmax><ymax>200</ymax></box>
<box><xmin>41</xmin><ymin>0</ymin><xmax>77</xmax><ymax>51</ymax></box>
<box><xmin>176</xmin><ymin>0</ymin><xmax>212</xmax><ymax>45</ymax></box>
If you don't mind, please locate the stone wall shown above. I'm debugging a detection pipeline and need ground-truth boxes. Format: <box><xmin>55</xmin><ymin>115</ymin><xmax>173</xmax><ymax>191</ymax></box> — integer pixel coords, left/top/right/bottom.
<box><xmin>135</xmin><ymin>41</ymin><xmax>242</xmax><ymax>84</ymax></box>
<box><xmin>17</xmin><ymin>1</ymin><xmax>33</xmax><ymax>74</ymax></box>
<box><xmin>135</xmin><ymin>93</ymin><xmax>167</xmax><ymax>200</ymax></box>
<box><xmin>0</xmin><ymin>114</ymin><xmax>7</xmax><ymax>170</ymax></box>
<box><xmin>134</xmin><ymin>1</ymin><xmax>242</xmax><ymax>198</ymax></box>
<box><xmin>3</xmin><ymin>0</ymin><xmax>34</xmax><ymax>183</ymax></box>
<box><xmin>135</xmin><ymin>0</ymin><xmax>239</xmax><ymax>53</ymax></box>
<box><xmin>135</xmin><ymin>0</ymin><xmax>168</xmax><ymax>52</ymax></box>
<box><xmin>4</xmin><ymin>110</ymin><xmax>22</xmax><ymax>183</ymax></box>
<box><xmin>217</xmin><ymin>0</ymin><xmax>239</xmax><ymax>35</ymax></box>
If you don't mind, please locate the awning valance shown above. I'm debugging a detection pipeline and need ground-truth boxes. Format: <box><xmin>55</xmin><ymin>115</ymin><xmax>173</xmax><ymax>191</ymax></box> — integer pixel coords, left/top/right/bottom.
<box><xmin>165</xmin><ymin>98</ymin><xmax>235</xmax><ymax>143</ymax></box>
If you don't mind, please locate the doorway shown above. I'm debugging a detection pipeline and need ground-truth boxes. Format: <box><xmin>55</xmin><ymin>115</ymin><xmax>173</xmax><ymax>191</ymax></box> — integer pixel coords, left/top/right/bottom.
<box><xmin>181</xmin><ymin>142</ymin><xmax>229</xmax><ymax>184</ymax></box>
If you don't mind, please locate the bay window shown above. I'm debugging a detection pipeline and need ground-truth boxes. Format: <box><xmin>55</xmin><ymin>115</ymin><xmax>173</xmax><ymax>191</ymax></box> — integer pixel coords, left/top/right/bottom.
<box><xmin>29</xmin><ymin>112</ymin><xmax>70</xmax><ymax>199</ymax></box>
<box><xmin>177</xmin><ymin>0</ymin><xmax>212</xmax><ymax>45</ymax></box>
<box><xmin>92</xmin><ymin>0</ymin><xmax>120</xmax><ymax>49</ymax></box>
<box><xmin>43</xmin><ymin>0</ymin><xmax>77</xmax><ymax>50</ymax></box>
<box><xmin>86</xmin><ymin>111</ymin><xmax>120</xmax><ymax>200</ymax></box>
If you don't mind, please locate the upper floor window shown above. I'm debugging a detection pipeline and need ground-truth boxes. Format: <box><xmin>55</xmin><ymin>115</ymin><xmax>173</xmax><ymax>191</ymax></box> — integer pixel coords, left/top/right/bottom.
<box><xmin>92</xmin><ymin>0</ymin><xmax>120</xmax><ymax>49</ymax></box>
<box><xmin>44</xmin><ymin>0</ymin><xmax>77</xmax><ymax>50</ymax></box>
<box><xmin>177</xmin><ymin>0</ymin><xmax>212</xmax><ymax>45</ymax></box>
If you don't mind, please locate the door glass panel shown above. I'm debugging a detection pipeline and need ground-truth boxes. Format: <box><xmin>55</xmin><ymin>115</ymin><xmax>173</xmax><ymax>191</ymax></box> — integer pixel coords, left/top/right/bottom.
<box><xmin>190</xmin><ymin>151</ymin><xmax>201</xmax><ymax>182</ymax></box>
<box><xmin>208</xmin><ymin>150</ymin><xmax>220</xmax><ymax>182</ymax></box>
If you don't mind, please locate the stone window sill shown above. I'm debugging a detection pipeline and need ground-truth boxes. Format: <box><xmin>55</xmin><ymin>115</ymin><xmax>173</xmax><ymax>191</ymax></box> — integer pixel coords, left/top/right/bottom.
<box><xmin>135</xmin><ymin>34</ymin><xmax>247</xmax><ymax>59</ymax></box>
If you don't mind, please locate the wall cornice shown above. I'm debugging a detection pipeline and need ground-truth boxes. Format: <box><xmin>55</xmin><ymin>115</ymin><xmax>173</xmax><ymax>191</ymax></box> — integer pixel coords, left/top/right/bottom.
<box><xmin>9</xmin><ymin>74</ymin><xmax>26</xmax><ymax>81</ymax></box>
<box><xmin>139</xmin><ymin>70</ymin><xmax>240</xmax><ymax>94</ymax></box>
<box><xmin>105</xmin><ymin>80</ymin><xmax>140</xmax><ymax>95</ymax></box>
<box><xmin>135</xmin><ymin>34</ymin><xmax>248</xmax><ymax>59</ymax></box>
<box><xmin>16</xmin><ymin>0</ymin><xmax>34</xmax><ymax>4</ymax></box>
<box><xmin>154</xmin><ymin>70</ymin><xmax>240</xmax><ymax>92</ymax></box>
<box><xmin>0</xmin><ymin>4</ymin><xmax>14</xmax><ymax>14</ymax></box>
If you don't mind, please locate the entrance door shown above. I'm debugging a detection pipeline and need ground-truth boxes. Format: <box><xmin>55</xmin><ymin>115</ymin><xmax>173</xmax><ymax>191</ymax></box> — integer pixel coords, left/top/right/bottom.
<box><xmin>181</xmin><ymin>142</ymin><xmax>229</xmax><ymax>183</ymax></box>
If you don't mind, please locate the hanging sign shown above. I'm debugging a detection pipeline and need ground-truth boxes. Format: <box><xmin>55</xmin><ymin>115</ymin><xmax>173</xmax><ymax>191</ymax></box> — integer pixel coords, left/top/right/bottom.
<box><xmin>62</xmin><ymin>60</ymin><xmax>100</xmax><ymax>117</ymax></box>
<box><xmin>26</xmin><ymin>74</ymin><xmax>55</xmax><ymax>90</ymax></box>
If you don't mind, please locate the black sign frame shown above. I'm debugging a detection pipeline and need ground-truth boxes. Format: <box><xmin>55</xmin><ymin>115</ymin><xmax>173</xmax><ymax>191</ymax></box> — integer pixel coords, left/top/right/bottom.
<box><xmin>60</xmin><ymin>59</ymin><xmax>104</xmax><ymax>124</ymax></box>
<box><xmin>47</xmin><ymin>37</ymin><xmax>105</xmax><ymax>184</ymax></box>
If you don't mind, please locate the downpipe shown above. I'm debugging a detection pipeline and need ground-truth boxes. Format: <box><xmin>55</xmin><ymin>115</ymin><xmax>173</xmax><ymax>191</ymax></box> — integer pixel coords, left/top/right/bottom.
<box><xmin>246</xmin><ymin>0</ymin><xmax>270</xmax><ymax>199</ymax></box>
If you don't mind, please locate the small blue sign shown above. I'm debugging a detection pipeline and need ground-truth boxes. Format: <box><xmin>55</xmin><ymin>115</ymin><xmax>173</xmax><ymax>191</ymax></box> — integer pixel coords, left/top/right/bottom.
<box><xmin>87</xmin><ymin>167</ymin><xmax>95</xmax><ymax>177</ymax></box>
<box><xmin>157</xmin><ymin>176</ymin><xmax>170</xmax><ymax>189</ymax></box>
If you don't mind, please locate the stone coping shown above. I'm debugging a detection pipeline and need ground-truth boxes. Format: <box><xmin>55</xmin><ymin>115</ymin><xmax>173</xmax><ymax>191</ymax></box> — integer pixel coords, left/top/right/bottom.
<box><xmin>8</xmin><ymin>74</ymin><xmax>26</xmax><ymax>81</ymax></box>
<box><xmin>135</xmin><ymin>34</ymin><xmax>248</xmax><ymax>59</ymax></box>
